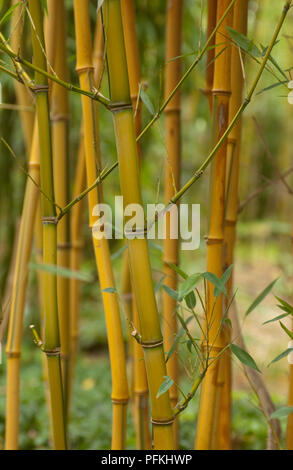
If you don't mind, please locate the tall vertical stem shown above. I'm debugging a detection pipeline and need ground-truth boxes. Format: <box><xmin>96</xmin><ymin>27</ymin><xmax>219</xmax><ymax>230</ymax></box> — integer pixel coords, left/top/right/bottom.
<box><xmin>73</xmin><ymin>0</ymin><xmax>129</xmax><ymax>449</ymax></box>
<box><xmin>195</xmin><ymin>0</ymin><xmax>233</xmax><ymax>450</ymax></box>
<box><xmin>103</xmin><ymin>0</ymin><xmax>175</xmax><ymax>450</ymax></box>
<box><xmin>28</xmin><ymin>0</ymin><xmax>66</xmax><ymax>450</ymax></box>
<box><xmin>162</xmin><ymin>0</ymin><xmax>183</xmax><ymax>449</ymax></box>
<box><xmin>5</xmin><ymin>123</ymin><xmax>39</xmax><ymax>450</ymax></box>
<box><xmin>47</xmin><ymin>0</ymin><xmax>71</xmax><ymax>416</ymax></box>
<box><xmin>121</xmin><ymin>0</ymin><xmax>151</xmax><ymax>450</ymax></box>
<box><xmin>219</xmin><ymin>0</ymin><xmax>249</xmax><ymax>449</ymax></box>
<box><xmin>204</xmin><ymin>0</ymin><xmax>217</xmax><ymax>112</ymax></box>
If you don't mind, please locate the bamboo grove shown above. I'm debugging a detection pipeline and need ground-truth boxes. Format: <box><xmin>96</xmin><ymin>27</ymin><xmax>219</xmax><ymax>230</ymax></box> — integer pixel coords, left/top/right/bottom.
<box><xmin>0</xmin><ymin>0</ymin><xmax>292</xmax><ymax>451</ymax></box>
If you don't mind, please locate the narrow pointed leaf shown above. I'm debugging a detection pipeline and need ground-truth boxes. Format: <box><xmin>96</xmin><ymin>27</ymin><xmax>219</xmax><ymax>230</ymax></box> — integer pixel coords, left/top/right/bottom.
<box><xmin>245</xmin><ymin>279</ymin><xmax>278</xmax><ymax>317</ymax></box>
<box><xmin>268</xmin><ymin>348</ymin><xmax>293</xmax><ymax>366</ymax></box>
<box><xmin>230</xmin><ymin>343</ymin><xmax>260</xmax><ymax>372</ymax></box>
<box><xmin>156</xmin><ymin>376</ymin><xmax>174</xmax><ymax>398</ymax></box>
<box><xmin>271</xmin><ymin>406</ymin><xmax>293</xmax><ymax>419</ymax></box>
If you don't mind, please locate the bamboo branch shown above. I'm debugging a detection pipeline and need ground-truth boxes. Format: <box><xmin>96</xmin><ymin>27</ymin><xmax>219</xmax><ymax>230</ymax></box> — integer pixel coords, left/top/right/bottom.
<box><xmin>238</xmin><ymin>166</ymin><xmax>293</xmax><ymax>213</ymax></box>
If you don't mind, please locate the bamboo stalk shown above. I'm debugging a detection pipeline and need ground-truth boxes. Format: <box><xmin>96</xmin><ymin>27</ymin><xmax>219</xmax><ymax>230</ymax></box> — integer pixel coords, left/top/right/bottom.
<box><xmin>73</xmin><ymin>0</ymin><xmax>129</xmax><ymax>449</ymax></box>
<box><xmin>10</xmin><ymin>0</ymin><xmax>35</xmax><ymax>154</ymax></box>
<box><xmin>162</xmin><ymin>0</ymin><xmax>183</xmax><ymax>449</ymax></box>
<box><xmin>68</xmin><ymin>138</ymin><xmax>86</xmax><ymax>405</ymax></box>
<box><xmin>5</xmin><ymin>123</ymin><xmax>40</xmax><ymax>450</ymax></box>
<box><xmin>218</xmin><ymin>0</ymin><xmax>249</xmax><ymax>450</ymax></box>
<box><xmin>28</xmin><ymin>0</ymin><xmax>66</xmax><ymax>449</ymax></box>
<box><xmin>47</xmin><ymin>0</ymin><xmax>71</xmax><ymax>416</ymax></box>
<box><xmin>195</xmin><ymin>0</ymin><xmax>233</xmax><ymax>450</ymax></box>
<box><xmin>204</xmin><ymin>0</ymin><xmax>217</xmax><ymax>112</ymax></box>
<box><xmin>103</xmin><ymin>0</ymin><xmax>174</xmax><ymax>450</ymax></box>
<box><xmin>121</xmin><ymin>0</ymin><xmax>151</xmax><ymax>450</ymax></box>
<box><xmin>69</xmin><ymin>12</ymin><xmax>105</xmax><ymax>400</ymax></box>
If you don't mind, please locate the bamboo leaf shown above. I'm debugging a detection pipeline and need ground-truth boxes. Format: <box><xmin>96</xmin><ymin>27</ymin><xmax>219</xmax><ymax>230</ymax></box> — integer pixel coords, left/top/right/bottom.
<box><xmin>185</xmin><ymin>291</ymin><xmax>196</xmax><ymax>309</ymax></box>
<box><xmin>102</xmin><ymin>287</ymin><xmax>116</xmax><ymax>293</ymax></box>
<box><xmin>279</xmin><ymin>321</ymin><xmax>293</xmax><ymax>340</ymax></box>
<box><xmin>245</xmin><ymin>278</ymin><xmax>278</xmax><ymax>317</ymax></box>
<box><xmin>221</xmin><ymin>264</ymin><xmax>233</xmax><ymax>286</ymax></box>
<box><xmin>162</xmin><ymin>284</ymin><xmax>178</xmax><ymax>301</ymax></box>
<box><xmin>97</xmin><ymin>0</ymin><xmax>105</xmax><ymax>11</ymax></box>
<box><xmin>203</xmin><ymin>268</ymin><xmax>231</xmax><ymax>298</ymax></box>
<box><xmin>156</xmin><ymin>376</ymin><xmax>174</xmax><ymax>398</ymax></box>
<box><xmin>166</xmin><ymin>316</ymin><xmax>193</xmax><ymax>362</ymax></box>
<box><xmin>275</xmin><ymin>296</ymin><xmax>293</xmax><ymax>315</ymax></box>
<box><xmin>29</xmin><ymin>262</ymin><xmax>93</xmax><ymax>282</ymax></box>
<box><xmin>0</xmin><ymin>2</ymin><xmax>22</xmax><ymax>27</ymax></box>
<box><xmin>263</xmin><ymin>313</ymin><xmax>290</xmax><ymax>324</ymax></box>
<box><xmin>178</xmin><ymin>273</ymin><xmax>202</xmax><ymax>300</ymax></box>
<box><xmin>230</xmin><ymin>343</ymin><xmax>261</xmax><ymax>372</ymax></box>
<box><xmin>41</xmin><ymin>0</ymin><xmax>48</xmax><ymax>15</ymax></box>
<box><xmin>140</xmin><ymin>89</ymin><xmax>155</xmax><ymax>115</ymax></box>
<box><xmin>226</xmin><ymin>26</ymin><xmax>262</xmax><ymax>58</ymax></box>
<box><xmin>257</xmin><ymin>80</ymin><xmax>288</xmax><ymax>95</ymax></box>
<box><xmin>270</xmin><ymin>406</ymin><xmax>293</xmax><ymax>419</ymax></box>
<box><xmin>166</xmin><ymin>262</ymin><xmax>188</xmax><ymax>280</ymax></box>
<box><xmin>268</xmin><ymin>348</ymin><xmax>293</xmax><ymax>366</ymax></box>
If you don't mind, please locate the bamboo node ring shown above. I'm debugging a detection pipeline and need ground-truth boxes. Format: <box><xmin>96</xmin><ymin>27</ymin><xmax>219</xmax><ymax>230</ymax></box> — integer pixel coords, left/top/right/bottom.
<box><xmin>204</xmin><ymin>236</ymin><xmax>223</xmax><ymax>245</ymax></box>
<box><xmin>28</xmin><ymin>162</ymin><xmax>40</xmax><ymax>169</ymax></box>
<box><xmin>33</xmin><ymin>85</ymin><xmax>49</xmax><ymax>94</ymax></box>
<box><xmin>50</xmin><ymin>113</ymin><xmax>70</xmax><ymax>122</ymax></box>
<box><xmin>6</xmin><ymin>352</ymin><xmax>21</xmax><ymax>358</ymax></box>
<box><xmin>42</xmin><ymin>216</ymin><xmax>58</xmax><ymax>225</ymax></box>
<box><xmin>151</xmin><ymin>417</ymin><xmax>175</xmax><ymax>425</ymax></box>
<box><xmin>109</xmin><ymin>101</ymin><xmax>133</xmax><ymax>113</ymax></box>
<box><xmin>111</xmin><ymin>398</ymin><xmax>129</xmax><ymax>405</ymax></box>
<box><xmin>141</xmin><ymin>339</ymin><xmax>163</xmax><ymax>349</ymax></box>
<box><xmin>225</xmin><ymin>219</ymin><xmax>236</xmax><ymax>227</ymax></box>
<box><xmin>57</xmin><ymin>242</ymin><xmax>72</xmax><ymax>250</ymax></box>
<box><xmin>43</xmin><ymin>348</ymin><xmax>61</xmax><ymax>356</ymax></box>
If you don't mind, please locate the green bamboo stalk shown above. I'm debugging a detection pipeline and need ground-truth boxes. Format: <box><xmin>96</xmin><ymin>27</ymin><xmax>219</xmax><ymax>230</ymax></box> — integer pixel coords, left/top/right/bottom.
<box><xmin>103</xmin><ymin>0</ymin><xmax>175</xmax><ymax>449</ymax></box>
<box><xmin>28</xmin><ymin>0</ymin><xmax>66</xmax><ymax>450</ymax></box>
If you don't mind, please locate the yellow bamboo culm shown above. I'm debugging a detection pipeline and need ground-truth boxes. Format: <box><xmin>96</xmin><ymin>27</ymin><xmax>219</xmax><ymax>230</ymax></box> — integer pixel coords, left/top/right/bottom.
<box><xmin>195</xmin><ymin>0</ymin><xmax>233</xmax><ymax>450</ymax></box>
<box><xmin>28</xmin><ymin>0</ymin><xmax>67</xmax><ymax>450</ymax></box>
<box><xmin>47</xmin><ymin>0</ymin><xmax>71</xmax><ymax>416</ymax></box>
<box><xmin>121</xmin><ymin>0</ymin><xmax>151</xmax><ymax>450</ymax></box>
<box><xmin>219</xmin><ymin>0</ymin><xmax>249</xmax><ymax>450</ymax></box>
<box><xmin>69</xmin><ymin>138</ymin><xmax>86</xmax><ymax>399</ymax></box>
<box><xmin>162</xmin><ymin>0</ymin><xmax>183</xmax><ymax>449</ymax></box>
<box><xmin>204</xmin><ymin>0</ymin><xmax>217</xmax><ymax>113</ymax></box>
<box><xmin>5</xmin><ymin>123</ymin><xmax>39</xmax><ymax>450</ymax></box>
<box><xmin>73</xmin><ymin>0</ymin><xmax>129</xmax><ymax>449</ymax></box>
<box><xmin>5</xmin><ymin>3</ymin><xmax>39</xmax><ymax>449</ymax></box>
<box><xmin>10</xmin><ymin>0</ymin><xmax>35</xmax><ymax>154</ymax></box>
<box><xmin>103</xmin><ymin>0</ymin><xmax>175</xmax><ymax>450</ymax></box>
<box><xmin>69</xmin><ymin>11</ymin><xmax>105</xmax><ymax>402</ymax></box>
